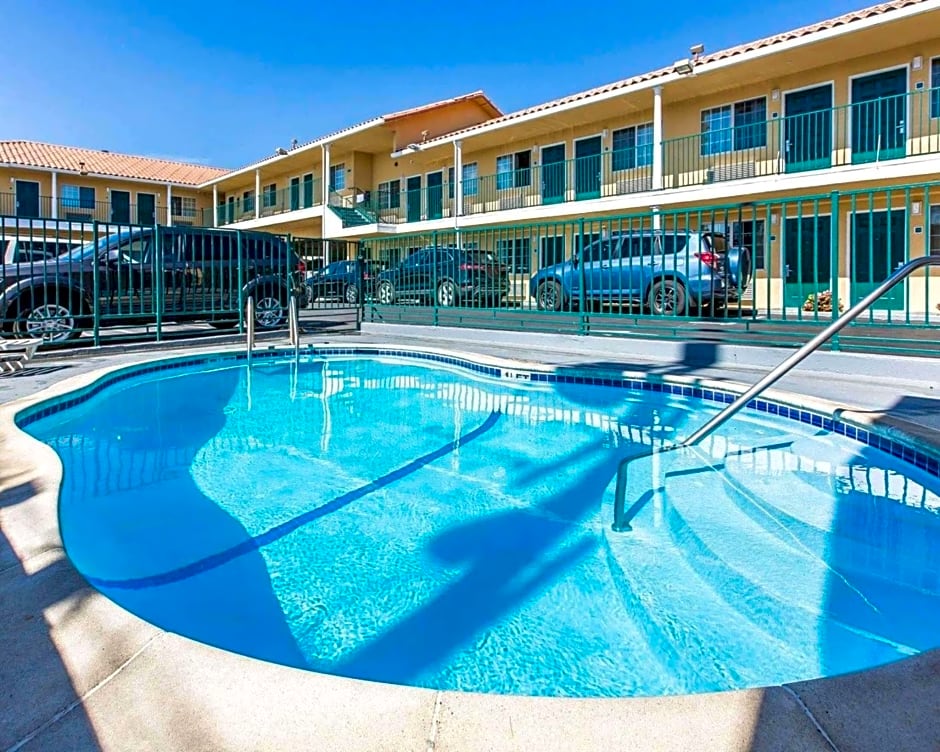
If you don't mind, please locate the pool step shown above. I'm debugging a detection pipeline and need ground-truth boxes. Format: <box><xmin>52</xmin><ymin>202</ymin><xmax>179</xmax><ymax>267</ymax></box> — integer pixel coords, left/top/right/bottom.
<box><xmin>603</xmin><ymin>527</ymin><xmax>813</xmax><ymax>693</ymax></box>
<box><xmin>720</xmin><ymin>445</ymin><xmax>940</xmax><ymax>597</ymax></box>
<box><xmin>654</xmin><ymin>451</ymin><xmax>920</xmax><ymax>675</ymax></box>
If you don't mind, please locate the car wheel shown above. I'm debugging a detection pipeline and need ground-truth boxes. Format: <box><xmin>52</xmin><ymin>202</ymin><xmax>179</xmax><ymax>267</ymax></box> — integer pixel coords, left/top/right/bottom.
<box><xmin>344</xmin><ymin>284</ymin><xmax>360</xmax><ymax>305</ymax></box>
<box><xmin>648</xmin><ymin>279</ymin><xmax>686</xmax><ymax>316</ymax></box>
<box><xmin>376</xmin><ymin>281</ymin><xmax>395</xmax><ymax>305</ymax></box>
<box><xmin>252</xmin><ymin>290</ymin><xmax>286</xmax><ymax>329</ymax></box>
<box><xmin>535</xmin><ymin>280</ymin><xmax>563</xmax><ymax>311</ymax></box>
<box><xmin>15</xmin><ymin>301</ymin><xmax>80</xmax><ymax>343</ymax></box>
<box><xmin>437</xmin><ymin>279</ymin><xmax>456</xmax><ymax>307</ymax></box>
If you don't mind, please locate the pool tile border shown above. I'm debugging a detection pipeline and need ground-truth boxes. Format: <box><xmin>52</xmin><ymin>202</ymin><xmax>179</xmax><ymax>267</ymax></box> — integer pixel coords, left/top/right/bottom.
<box><xmin>14</xmin><ymin>345</ymin><xmax>940</xmax><ymax>479</ymax></box>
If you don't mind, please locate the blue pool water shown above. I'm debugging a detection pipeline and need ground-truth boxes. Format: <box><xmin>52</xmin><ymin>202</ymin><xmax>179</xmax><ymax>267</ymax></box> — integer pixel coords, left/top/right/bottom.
<box><xmin>26</xmin><ymin>354</ymin><xmax>940</xmax><ymax>698</ymax></box>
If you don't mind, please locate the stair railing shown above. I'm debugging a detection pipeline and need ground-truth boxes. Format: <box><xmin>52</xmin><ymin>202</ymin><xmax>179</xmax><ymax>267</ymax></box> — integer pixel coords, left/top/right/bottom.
<box><xmin>611</xmin><ymin>255</ymin><xmax>940</xmax><ymax>532</ymax></box>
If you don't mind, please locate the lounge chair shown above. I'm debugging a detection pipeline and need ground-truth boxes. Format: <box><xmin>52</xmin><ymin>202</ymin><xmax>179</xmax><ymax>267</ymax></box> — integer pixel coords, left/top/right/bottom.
<box><xmin>0</xmin><ymin>338</ymin><xmax>42</xmax><ymax>375</ymax></box>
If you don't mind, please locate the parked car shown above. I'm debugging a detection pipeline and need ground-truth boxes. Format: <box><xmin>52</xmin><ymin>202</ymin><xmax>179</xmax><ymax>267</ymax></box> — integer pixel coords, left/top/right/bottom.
<box><xmin>2</xmin><ymin>237</ymin><xmax>78</xmax><ymax>264</ymax></box>
<box><xmin>305</xmin><ymin>259</ymin><xmax>387</xmax><ymax>305</ymax></box>
<box><xmin>374</xmin><ymin>246</ymin><xmax>509</xmax><ymax>307</ymax></box>
<box><xmin>528</xmin><ymin>230</ymin><xmax>752</xmax><ymax>315</ymax></box>
<box><xmin>0</xmin><ymin>226</ymin><xmax>305</xmax><ymax>343</ymax></box>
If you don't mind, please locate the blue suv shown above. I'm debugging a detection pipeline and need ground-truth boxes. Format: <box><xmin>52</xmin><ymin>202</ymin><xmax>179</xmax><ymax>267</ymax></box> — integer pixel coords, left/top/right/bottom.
<box><xmin>528</xmin><ymin>230</ymin><xmax>752</xmax><ymax>315</ymax></box>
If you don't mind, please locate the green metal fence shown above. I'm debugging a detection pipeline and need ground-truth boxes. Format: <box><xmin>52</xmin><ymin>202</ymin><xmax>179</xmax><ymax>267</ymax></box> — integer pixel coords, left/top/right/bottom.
<box><xmin>0</xmin><ymin>217</ymin><xmax>320</xmax><ymax>349</ymax></box>
<box><xmin>356</xmin><ymin>181</ymin><xmax>940</xmax><ymax>355</ymax></box>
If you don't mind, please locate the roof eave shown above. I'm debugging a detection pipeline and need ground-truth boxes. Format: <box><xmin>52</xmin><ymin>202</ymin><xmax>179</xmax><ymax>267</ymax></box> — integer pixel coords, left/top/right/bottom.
<box><xmin>0</xmin><ymin>161</ymin><xmax>217</xmax><ymax>189</ymax></box>
<box><xmin>394</xmin><ymin>0</ymin><xmax>940</xmax><ymax>156</ymax></box>
<box><xmin>198</xmin><ymin>117</ymin><xmax>385</xmax><ymax>189</ymax></box>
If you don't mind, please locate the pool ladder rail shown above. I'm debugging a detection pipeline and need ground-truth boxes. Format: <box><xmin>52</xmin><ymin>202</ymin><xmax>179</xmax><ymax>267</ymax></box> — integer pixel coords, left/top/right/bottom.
<box><xmin>245</xmin><ymin>295</ymin><xmax>301</xmax><ymax>366</ymax></box>
<box><xmin>612</xmin><ymin>255</ymin><xmax>940</xmax><ymax>532</ymax></box>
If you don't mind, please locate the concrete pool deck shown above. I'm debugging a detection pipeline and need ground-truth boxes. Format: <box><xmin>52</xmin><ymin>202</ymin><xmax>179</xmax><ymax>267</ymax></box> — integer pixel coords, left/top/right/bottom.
<box><xmin>2</xmin><ymin>326</ymin><xmax>939</xmax><ymax>752</ymax></box>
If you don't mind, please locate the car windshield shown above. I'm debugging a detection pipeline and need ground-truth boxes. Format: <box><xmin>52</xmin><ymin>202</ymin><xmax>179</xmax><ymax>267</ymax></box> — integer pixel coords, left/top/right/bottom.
<box><xmin>464</xmin><ymin>250</ymin><xmax>498</xmax><ymax>264</ymax></box>
<box><xmin>704</xmin><ymin>233</ymin><xmax>728</xmax><ymax>252</ymax></box>
<box><xmin>65</xmin><ymin>230</ymin><xmax>139</xmax><ymax>261</ymax></box>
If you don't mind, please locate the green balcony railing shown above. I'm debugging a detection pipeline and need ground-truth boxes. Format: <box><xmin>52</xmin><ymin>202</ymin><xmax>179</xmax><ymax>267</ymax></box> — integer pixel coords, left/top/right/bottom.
<box><xmin>663</xmin><ymin>86</ymin><xmax>940</xmax><ymax>189</ymax></box>
<box><xmin>211</xmin><ymin>177</ymin><xmax>323</xmax><ymax>227</ymax></box>
<box><xmin>0</xmin><ymin>193</ymin><xmax>171</xmax><ymax>225</ymax></box>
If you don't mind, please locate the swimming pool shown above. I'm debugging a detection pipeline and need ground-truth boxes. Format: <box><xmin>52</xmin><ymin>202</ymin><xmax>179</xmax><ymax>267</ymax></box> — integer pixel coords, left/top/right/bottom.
<box><xmin>21</xmin><ymin>349</ymin><xmax>940</xmax><ymax>698</ymax></box>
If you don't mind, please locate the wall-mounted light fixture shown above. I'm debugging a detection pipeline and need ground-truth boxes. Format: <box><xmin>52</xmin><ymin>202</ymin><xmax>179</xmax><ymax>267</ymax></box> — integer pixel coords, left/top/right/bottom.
<box><xmin>913</xmin><ymin>201</ymin><xmax>922</xmax><ymax>215</ymax></box>
<box><xmin>772</xmin><ymin>88</ymin><xmax>780</xmax><ymax>101</ymax></box>
<box><xmin>689</xmin><ymin>43</ymin><xmax>704</xmax><ymax>61</ymax></box>
<box><xmin>601</xmin><ymin>128</ymin><xmax>609</xmax><ymax>139</ymax></box>
<box><xmin>673</xmin><ymin>58</ymin><xmax>694</xmax><ymax>75</ymax></box>
<box><xmin>913</xmin><ymin>55</ymin><xmax>923</xmax><ymax>70</ymax></box>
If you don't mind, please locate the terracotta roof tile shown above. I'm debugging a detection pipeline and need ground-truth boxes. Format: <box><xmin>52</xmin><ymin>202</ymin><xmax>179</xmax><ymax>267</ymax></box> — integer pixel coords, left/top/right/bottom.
<box><xmin>0</xmin><ymin>141</ymin><xmax>228</xmax><ymax>186</ymax></box>
<box><xmin>412</xmin><ymin>0</ymin><xmax>932</xmax><ymax>148</ymax></box>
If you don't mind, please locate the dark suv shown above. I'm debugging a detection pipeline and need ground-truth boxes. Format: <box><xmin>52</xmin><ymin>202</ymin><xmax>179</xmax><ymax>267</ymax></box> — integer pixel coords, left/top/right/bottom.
<box><xmin>0</xmin><ymin>225</ymin><xmax>305</xmax><ymax>343</ymax></box>
<box><xmin>305</xmin><ymin>258</ymin><xmax>387</xmax><ymax>305</ymax></box>
<box><xmin>374</xmin><ymin>246</ymin><xmax>509</xmax><ymax>307</ymax></box>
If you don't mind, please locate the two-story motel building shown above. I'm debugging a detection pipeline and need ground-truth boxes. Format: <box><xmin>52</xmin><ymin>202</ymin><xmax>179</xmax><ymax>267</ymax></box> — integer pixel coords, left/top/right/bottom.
<box><xmin>2</xmin><ymin>0</ymin><xmax>939</xmax><ymax>313</ymax></box>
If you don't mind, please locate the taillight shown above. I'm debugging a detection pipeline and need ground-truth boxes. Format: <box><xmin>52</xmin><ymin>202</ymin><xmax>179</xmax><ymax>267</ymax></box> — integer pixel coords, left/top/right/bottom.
<box><xmin>695</xmin><ymin>251</ymin><xmax>719</xmax><ymax>269</ymax></box>
<box><xmin>460</xmin><ymin>263</ymin><xmax>482</xmax><ymax>271</ymax></box>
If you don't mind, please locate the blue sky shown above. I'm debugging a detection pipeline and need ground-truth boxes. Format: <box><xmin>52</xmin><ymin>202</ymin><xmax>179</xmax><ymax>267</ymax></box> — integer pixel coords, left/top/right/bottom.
<box><xmin>3</xmin><ymin>0</ymin><xmax>868</xmax><ymax>168</ymax></box>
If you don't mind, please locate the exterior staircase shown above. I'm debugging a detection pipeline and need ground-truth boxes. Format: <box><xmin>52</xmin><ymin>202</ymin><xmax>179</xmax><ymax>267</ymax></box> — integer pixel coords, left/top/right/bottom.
<box><xmin>328</xmin><ymin>190</ymin><xmax>378</xmax><ymax>227</ymax></box>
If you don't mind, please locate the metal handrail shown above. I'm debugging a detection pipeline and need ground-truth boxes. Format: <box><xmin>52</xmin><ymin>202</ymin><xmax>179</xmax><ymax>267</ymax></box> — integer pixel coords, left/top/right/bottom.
<box><xmin>612</xmin><ymin>255</ymin><xmax>940</xmax><ymax>532</ymax></box>
<box><xmin>246</xmin><ymin>296</ymin><xmax>255</xmax><ymax>365</ymax></box>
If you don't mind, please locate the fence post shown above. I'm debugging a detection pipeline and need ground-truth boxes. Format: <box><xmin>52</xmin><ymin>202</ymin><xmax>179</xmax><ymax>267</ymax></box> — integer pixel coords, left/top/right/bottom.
<box><xmin>237</xmin><ymin>230</ymin><xmax>245</xmax><ymax>334</ymax></box>
<box><xmin>357</xmin><ymin>241</ymin><xmax>365</xmax><ymax>332</ymax></box>
<box><xmin>829</xmin><ymin>190</ymin><xmax>841</xmax><ymax>351</ymax></box>
<box><xmin>91</xmin><ymin>220</ymin><xmax>101</xmax><ymax>347</ymax></box>
<box><xmin>432</xmin><ymin>230</ymin><xmax>439</xmax><ymax>328</ymax></box>
<box><xmin>577</xmin><ymin>218</ymin><xmax>587</xmax><ymax>335</ymax></box>
<box><xmin>154</xmin><ymin>222</ymin><xmax>163</xmax><ymax>341</ymax></box>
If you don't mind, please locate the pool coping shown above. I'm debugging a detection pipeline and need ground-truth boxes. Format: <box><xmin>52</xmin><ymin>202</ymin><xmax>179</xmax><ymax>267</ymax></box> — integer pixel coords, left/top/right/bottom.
<box><xmin>2</xmin><ymin>342</ymin><xmax>939</xmax><ymax>752</ymax></box>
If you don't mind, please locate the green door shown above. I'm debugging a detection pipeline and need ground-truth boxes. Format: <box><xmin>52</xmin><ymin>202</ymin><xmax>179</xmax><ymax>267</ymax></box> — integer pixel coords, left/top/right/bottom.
<box><xmin>110</xmin><ymin>190</ymin><xmax>131</xmax><ymax>224</ymax></box>
<box><xmin>406</xmin><ymin>176</ymin><xmax>422</xmax><ymax>223</ymax></box>
<box><xmin>574</xmin><ymin>136</ymin><xmax>602</xmax><ymax>200</ymax></box>
<box><xmin>302</xmin><ymin>174</ymin><xmax>314</xmax><ymax>208</ymax></box>
<box><xmin>784</xmin><ymin>84</ymin><xmax>833</xmax><ymax>173</ymax></box>
<box><xmin>852</xmin><ymin>209</ymin><xmax>907</xmax><ymax>310</ymax></box>
<box><xmin>541</xmin><ymin>144</ymin><xmax>566</xmax><ymax>205</ymax></box>
<box><xmin>851</xmin><ymin>68</ymin><xmax>907</xmax><ymax>164</ymax></box>
<box><xmin>427</xmin><ymin>171</ymin><xmax>443</xmax><ymax>220</ymax></box>
<box><xmin>15</xmin><ymin>180</ymin><xmax>40</xmax><ymax>218</ymax></box>
<box><xmin>137</xmin><ymin>193</ymin><xmax>156</xmax><ymax>225</ymax></box>
<box><xmin>783</xmin><ymin>216</ymin><xmax>832</xmax><ymax>308</ymax></box>
<box><xmin>290</xmin><ymin>178</ymin><xmax>301</xmax><ymax>211</ymax></box>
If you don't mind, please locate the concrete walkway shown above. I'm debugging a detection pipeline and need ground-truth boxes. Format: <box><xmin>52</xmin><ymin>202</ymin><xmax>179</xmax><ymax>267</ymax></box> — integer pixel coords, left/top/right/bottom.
<box><xmin>1</xmin><ymin>328</ymin><xmax>939</xmax><ymax>752</ymax></box>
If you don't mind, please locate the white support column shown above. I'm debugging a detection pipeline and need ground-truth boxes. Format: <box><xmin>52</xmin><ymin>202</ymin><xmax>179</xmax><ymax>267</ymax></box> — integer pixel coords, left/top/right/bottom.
<box><xmin>652</xmin><ymin>204</ymin><xmax>662</xmax><ymax>232</ymax></box>
<box><xmin>166</xmin><ymin>183</ymin><xmax>173</xmax><ymax>226</ymax></box>
<box><xmin>652</xmin><ymin>85</ymin><xmax>664</xmax><ymax>191</ymax></box>
<box><xmin>454</xmin><ymin>139</ymin><xmax>463</xmax><ymax>222</ymax></box>
<box><xmin>212</xmin><ymin>184</ymin><xmax>219</xmax><ymax>227</ymax></box>
<box><xmin>321</xmin><ymin>143</ymin><xmax>331</xmax><ymax>207</ymax></box>
<box><xmin>51</xmin><ymin>171</ymin><xmax>58</xmax><ymax>219</ymax></box>
<box><xmin>254</xmin><ymin>169</ymin><xmax>261</xmax><ymax>219</ymax></box>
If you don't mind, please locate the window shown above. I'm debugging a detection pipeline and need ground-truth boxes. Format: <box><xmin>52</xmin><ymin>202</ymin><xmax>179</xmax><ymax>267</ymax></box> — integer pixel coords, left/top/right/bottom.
<box><xmin>730</xmin><ymin>219</ymin><xmax>766</xmax><ymax>271</ymax></box>
<box><xmin>701</xmin><ymin>97</ymin><xmax>767</xmax><ymax>155</ymax></box>
<box><xmin>930</xmin><ymin>205</ymin><xmax>940</xmax><ymax>255</ymax></box>
<box><xmin>539</xmin><ymin>236</ymin><xmax>565</xmax><ymax>268</ymax></box>
<box><xmin>60</xmin><ymin>185</ymin><xmax>95</xmax><ymax>210</ymax></box>
<box><xmin>932</xmin><ymin>58</ymin><xmax>940</xmax><ymax>119</ymax></box>
<box><xmin>459</xmin><ymin>162</ymin><xmax>479</xmax><ymax>197</ymax></box>
<box><xmin>330</xmin><ymin>164</ymin><xmax>346</xmax><ymax>191</ymax></box>
<box><xmin>496</xmin><ymin>237</ymin><xmax>531</xmax><ymax>274</ymax></box>
<box><xmin>377</xmin><ymin>180</ymin><xmax>401</xmax><ymax>209</ymax></box>
<box><xmin>496</xmin><ymin>150</ymin><xmax>532</xmax><ymax>190</ymax></box>
<box><xmin>171</xmin><ymin>196</ymin><xmax>197</xmax><ymax>217</ymax></box>
<box><xmin>242</xmin><ymin>191</ymin><xmax>255</xmax><ymax>213</ymax></box>
<box><xmin>262</xmin><ymin>184</ymin><xmax>276</xmax><ymax>208</ymax></box>
<box><xmin>612</xmin><ymin>124</ymin><xmax>653</xmax><ymax>170</ymax></box>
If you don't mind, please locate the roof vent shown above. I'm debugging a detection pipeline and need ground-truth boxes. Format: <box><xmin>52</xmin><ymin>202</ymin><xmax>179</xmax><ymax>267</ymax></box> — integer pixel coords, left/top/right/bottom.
<box><xmin>275</xmin><ymin>147</ymin><xmax>289</xmax><ymax>156</ymax></box>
